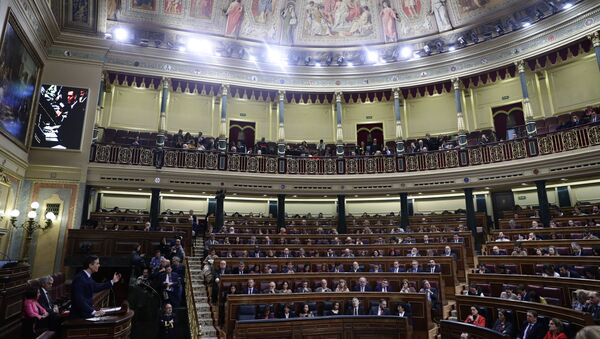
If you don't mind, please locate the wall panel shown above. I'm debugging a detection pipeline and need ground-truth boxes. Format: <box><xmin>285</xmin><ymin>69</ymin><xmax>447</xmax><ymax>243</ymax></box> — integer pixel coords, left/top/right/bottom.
<box><xmin>101</xmin><ymin>194</ymin><xmax>151</xmax><ymax>211</ymax></box>
<box><xmin>285</xmin><ymin>201</ymin><xmax>337</xmax><ymax>216</ymax></box>
<box><xmin>224</xmin><ymin>199</ymin><xmax>269</xmax><ymax>215</ymax></box>
<box><xmin>405</xmin><ymin>93</ymin><xmax>456</xmax><ymax>137</ymax></box>
<box><xmin>108</xmin><ymin>86</ymin><xmax>160</xmax><ymax>131</ymax></box>
<box><xmin>285</xmin><ymin>103</ymin><xmax>334</xmax><ymax>142</ymax></box>
<box><xmin>161</xmin><ymin>197</ymin><xmax>209</xmax><ymax>214</ymax></box>
<box><xmin>342</xmin><ymin>101</ymin><xmax>395</xmax><ymax>143</ymax></box>
<box><xmin>548</xmin><ymin>55</ymin><xmax>600</xmax><ymax>114</ymax></box>
<box><xmin>346</xmin><ymin>200</ymin><xmax>400</xmax><ymax>215</ymax></box>
<box><xmin>167</xmin><ymin>93</ymin><xmax>213</xmax><ymax>135</ymax></box>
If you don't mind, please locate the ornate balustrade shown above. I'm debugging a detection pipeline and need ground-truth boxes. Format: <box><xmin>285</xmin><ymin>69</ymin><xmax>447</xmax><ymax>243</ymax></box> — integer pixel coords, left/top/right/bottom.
<box><xmin>89</xmin><ymin>124</ymin><xmax>600</xmax><ymax>175</ymax></box>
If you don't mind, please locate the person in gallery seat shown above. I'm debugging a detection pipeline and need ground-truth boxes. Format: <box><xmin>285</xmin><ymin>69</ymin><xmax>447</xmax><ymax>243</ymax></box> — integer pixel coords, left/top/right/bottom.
<box><xmin>346</xmin><ymin>297</ymin><xmax>365</xmax><ymax>316</ymax></box>
<box><xmin>517</xmin><ymin>310</ymin><xmax>546</xmax><ymax>339</ymax></box>
<box><xmin>353</xmin><ymin>277</ymin><xmax>372</xmax><ymax>292</ymax></box>
<box><xmin>369</xmin><ymin>299</ymin><xmax>390</xmax><ymax>316</ymax></box>
<box><xmin>492</xmin><ymin>309</ymin><xmax>514</xmax><ymax>336</ymax></box>
<box><xmin>70</xmin><ymin>255</ymin><xmax>121</xmax><ymax>319</ymax></box>
<box><xmin>464</xmin><ymin>306</ymin><xmax>486</xmax><ymax>327</ymax></box>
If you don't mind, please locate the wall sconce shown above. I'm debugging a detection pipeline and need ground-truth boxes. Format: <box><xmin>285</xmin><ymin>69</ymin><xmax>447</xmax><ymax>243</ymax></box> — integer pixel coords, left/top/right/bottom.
<box><xmin>10</xmin><ymin>202</ymin><xmax>56</xmax><ymax>240</ymax></box>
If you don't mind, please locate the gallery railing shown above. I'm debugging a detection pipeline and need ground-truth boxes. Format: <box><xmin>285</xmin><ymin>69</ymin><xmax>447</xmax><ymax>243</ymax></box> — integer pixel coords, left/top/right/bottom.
<box><xmin>90</xmin><ymin>124</ymin><xmax>600</xmax><ymax>175</ymax></box>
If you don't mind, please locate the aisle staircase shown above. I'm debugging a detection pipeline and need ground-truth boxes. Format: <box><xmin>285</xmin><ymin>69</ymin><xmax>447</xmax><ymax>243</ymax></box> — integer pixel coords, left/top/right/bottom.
<box><xmin>187</xmin><ymin>236</ymin><xmax>219</xmax><ymax>339</ymax></box>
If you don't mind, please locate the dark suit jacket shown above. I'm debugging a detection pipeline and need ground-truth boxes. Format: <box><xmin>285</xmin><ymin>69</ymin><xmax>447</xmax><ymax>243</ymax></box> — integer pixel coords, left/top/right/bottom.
<box><xmin>389</xmin><ymin>267</ymin><xmax>405</xmax><ymax>273</ymax></box>
<box><xmin>352</xmin><ymin>285</ymin><xmax>372</xmax><ymax>292</ymax></box>
<box><xmin>241</xmin><ymin>287</ymin><xmax>259</xmax><ymax>295</ymax></box>
<box><xmin>345</xmin><ymin>306</ymin><xmax>366</xmax><ymax>315</ymax></box>
<box><xmin>279</xmin><ymin>311</ymin><xmax>296</xmax><ymax>319</ymax></box>
<box><xmin>560</xmin><ymin>270</ymin><xmax>581</xmax><ymax>278</ymax></box>
<box><xmin>70</xmin><ymin>270</ymin><xmax>112</xmax><ymax>318</ymax></box>
<box><xmin>232</xmin><ymin>268</ymin><xmax>249</xmax><ymax>275</ymax></box>
<box><xmin>376</xmin><ymin>286</ymin><xmax>394</xmax><ymax>292</ymax></box>
<box><xmin>38</xmin><ymin>287</ymin><xmax>54</xmax><ymax>314</ymax></box>
<box><xmin>519</xmin><ymin>321</ymin><xmax>546</xmax><ymax>339</ymax></box>
<box><xmin>369</xmin><ymin>307</ymin><xmax>391</xmax><ymax>316</ymax></box>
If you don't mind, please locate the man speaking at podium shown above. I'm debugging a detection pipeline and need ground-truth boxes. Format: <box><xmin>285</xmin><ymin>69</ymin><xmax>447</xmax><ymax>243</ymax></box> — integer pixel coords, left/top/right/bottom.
<box><xmin>71</xmin><ymin>255</ymin><xmax>121</xmax><ymax>318</ymax></box>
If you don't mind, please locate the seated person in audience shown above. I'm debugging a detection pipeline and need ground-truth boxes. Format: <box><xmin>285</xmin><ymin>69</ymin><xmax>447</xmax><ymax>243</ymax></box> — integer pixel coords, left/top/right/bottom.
<box><xmin>531</xmin><ymin>221</ymin><xmax>542</xmax><ymax>229</ymax></box>
<box><xmin>346</xmin><ymin>297</ymin><xmax>365</xmax><ymax>316</ymax></box>
<box><xmin>419</xmin><ymin>280</ymin><xmax>439</xmax><ymax>306</ymax></box>
<box><xmin>517</xmin><ymin>310</ymin><xmax>546</xmax><ymax>339</ymax></box>
<box><xmin>298</xmin><ymin>303</ymin><xmax>314</xmax><ymax>318</ymax></box>
<box><xmin>512</xmin><ymin>245</ymin><xmax>528</xmax><ymax>256</ymax></box>
<box><xmin>407</xmin><ymin>247</ymin><xmax>420</xmax><ymax>257</ymax></box>
<box><xmin>265</xmin><ymin>249</ymin><xmax>276</xmax><ymax>258</ymax></box>
<box><xmin>38</xmin><ymin>276</ymin><xmax>60</xmax><ymax>330</ymax></box>
<box><xmin>396</xmin><ymin>303</ymin><xmax>411</xmax><ymax>318</ymax></box>
<box><xmin>583</xmin><ymin>232</ymin><xmax>599</xmax><ymax>240</ymax></box>
<box><xmin>452</xmin><ymin>234</ymin><xmax>463</xmax><ymax>243</ymax></box>
<box><xmin>315</xmin><ymin>279</ymin><xmax>332</xmax><ymax>293</ymax></box>
<box><xmin>427</xmin><ymin>259</ymin><xmax>441</xmax><ymax>273</ymax></box>
<box><xmin>528</xmin><ymin>290</ymin><xmax>548</xmax><ymax>304</ymax></box>
<box><xmin>443</xmin><ymin>246</ymin><xmax>455</xmax><ymax>258</ymax></box>
<box><xmin>546</xmin><ymin>246</ymin><xmax>559</xmax><ymax>256</ymax></box>
<box><xmin>233</xmin><ymin>262</ymin><xmax>248</xmax><ymax>275</ymax></box>
<box><xmin>543</xmin><ymin>318</ymin><xmax>568</xmax><ymax>339</ymax></box>
<box><xmin>466</xmin><ymin>284</ymin><xmax>483</xmax><ymax>296</ymax></box>
<box><xmin>353</xmin><ymin>277</ymin><xmax>372</xmax><ymax>292</ymax></box>
<box><xmin>159</xmin><ymin>303</ymin><xmax>176</xmax><ymax>339</ymax></box>
<box><xmin>325</xmin><ymin>302</ymin><xmax>342</xmax><ymax>316</ymax></box>
<box><xmin>242</xmin><ymin>279</ymin><xmax>259</xmax><ymax>295</ymax></box>
<box><xmin>572</xmin><ymin>290</ymin><xmax>591</xmax><ymax>311</ymax></box>
<box><xmin>571</xmin><ymin>242</ymin><xmax>583</xmax><ymax>256</ymax></box>
<box><xmin>279</xmin><ymin>281</ymin><xmax>293</xmax><ymax>294</ymax></box>
<box><xmin>559</xmin><ymin>265</ymin><xmax>581</xmax><ymax>278</ymax></box>
<box><xmin>376</xmin><ymin>279</ymin><xmax>392</xmax><ymax>293</ymax></box>
<box><xmin>464</xmin><ymin>306</ymin><xmax>486</xmax><ymax>327</ymax></box>
<box><xmin>408</xmin><ymin>260</ymin><xmax>422</xmax><ymax>273</ymax></box>
<box><xmin>296</xmin><ymin>281</ymin><xmax>312</xmax><ymax>293</ymax></box>
<box><xmin>137</xmin><ymin>267</ymin><xmax>151</xmax><ymax>286</ymax></box>
<box><xmin>263</xmin><ymin>281</ymin><xmax>278</xmax><ymax>294</ymax></box>
<box><xmin>282</xmin><ymin>262</ymin><xmax>295</xmax><ymax>274</ymax></box>
<box><xmin>22</xmin><ymin>287</ymin><xmax>49</xmax><ymax>338</ymax></box>
<box><xmin>400</xmin><ymin>279</ymin><xmax>416</xmax><ymax>293</ymax></box>
<box><xmin>369</xmin><ymin>299</ymin><xmax>391</xmax><ymax>316</ymax></box>
<box><xmin>335</xmin><ymin>279</ymin><xmax>350</xmax><ymax>292</ymax></box>
<box><xmin>492</xmin><ymin>309</ymin><xmax>514</xmax><ymax>336</ymax></box>
<box><xmin>331</xmin><ymin>263</ymin><xmax>344</xmax><ymax>273</ymax></box>
<box><xmin>390</xmin><ymin>261</ymin><xmax>405</xmax><ymax>273</ymax></box>
<box><xmin>490</xmin><ymin>246</ymin><xmax>502</xmax><ymax>255</ymax></box>
<box><xmin>350</xmin><ymin>261</ymin><xmax>363</xmax><ymax>273</ymax></box>
<box><xmin>500</xmin><ymin>287</ymin><xmax>520</xmax><ymax>300</ymax></box>
<box><xmin>527</xmin><ymin>232</ymin><xmax>539</xmax><ymax>241</ymax></box>
<box><xmin>279</xmin><ymin>304</ymin><xmax>296</xmax><ymax>319</ymax></box>
<box><xmin>542</xmin><ymin>265</ymin><xmax>560</xmax><ymax>277</ymax></box>
<box><xmin>326</xmin><ymin>249</ymin><xmax>336</xmax><ymax>257</ymax></box>
<box><xmin>341</xmin><ymin>248</ymin><xmax>355</xmax><ymax>258</ymax></box>
<box><xmin>261</xmin><ymin>305</ymin><xmax>275</xmax><ymax>319</ymax></box>
<box><xmin>496</xmin><ymin>232</ymin><xmax>511</xmax><ymax>242</ymax></box>
<box><xmin>370</xmin><ymin>264</ymin><xmax>383</xmax><ymax>273</ymax></box>
<box><xmin>583</xmin><ymin>292</ymin><xmax>600</xmax><ymax>322</ymax></box>
<box><xmin>508</xmin><ymin>219</ymin><xmax>519</xmax><ymax>229</ymax></box>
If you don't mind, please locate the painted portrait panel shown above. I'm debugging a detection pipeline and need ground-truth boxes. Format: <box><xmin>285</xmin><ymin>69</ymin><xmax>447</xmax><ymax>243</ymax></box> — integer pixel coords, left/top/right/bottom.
<box><xmin>163</xmin><ymin>0</ymin><xmax>184</xmax><ymax>16</ymax></box>
<box><xmin>64</xmin><ymin>0</ymin><xmax>98</xmax><ymax>32</ymax></box>
<box><xmin>0</xmin><ymin>10</ymin><xmax>42</xmax><ymax>149</ymax></box>
<box><xmin>239</xmin><ymin>0</ymin><xmax>281</xmax><ymax>42</ymax></box>
<box><xmin>190</xmin><ymin>0</ymin><xmax>214</xmax><ymax>19</ymax></box>
<box><xmin>131</xmin><ymin>0</ymin><xmax>157</xmax><ymax>12</ymax></box>
<box><xmin>447</xmin><ymin>0</ymin><xmax>524</xmax><ymax>26</ymax></box>
<box><xmin>71</xmin><ymin>0</ymin><xmax>90</xmax><ymax>24</ymax></box>
<box><xmin>32</xmin><ymin>85</ymin><xmax>89</xmax><ymax>151</ymax></box>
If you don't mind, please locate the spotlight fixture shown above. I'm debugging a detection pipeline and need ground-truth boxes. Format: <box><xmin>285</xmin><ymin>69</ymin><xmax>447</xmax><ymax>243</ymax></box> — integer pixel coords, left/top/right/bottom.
<box><xmin>347</xmin><ymin>62</ymin><xmax>354</xmax><ymax>67</ymax></box>
<box><xmin>423</xmin><ymin>45</ymin><xmax>432</xmax><ymax>55</ymax></box>
<box><xmin>457</xmin><ymin>36</ymin><xmax>467</xmax><ymax>46</ymax></box>
<box><xmin>562</xmin><ymin>2</ymin><xmax>573</xmax><ymax>10</ymax></box>
<box><xmin>400</xmin><ymin>46</ymin><xmax>412</xmax><ymax>59</ymax></box>
<box><xmin>495</xmin><ymin>24</ymin><xmax>505</xmax><ymax>35</ymax></box>
<box><xmin>114</xmin><ymin>27</ymin><xmax>130</xmax><ymax>42</ymax></box>
<box><xmin>336</xmin><ymin>56</ymin><xmax>344</xmax><ymax>66</ymax></box>
<box><xmin>104</xmin><ymin>33</ymin><xmax>113</xmax><ymax>39</ymax></box>
<box><xmin>139</xmin><ymin>39</ymin><xmax>149</xmax><ymax>47</ymax></box>
<box><xmin>267</xmin><ymin>48</ymin><xmax>282</xmax><ymax>63</ymax></box>
<box><xmin>325</xmin><ymin>55</ymin><xmax>333</xmax><ymax>66</ymax></box>
<box><xmin>304</xmin><ymin>56</ymin><xmax>312</xmax><ymax>65</ymax></box>
<box><xmin>315</xmin><ymin>62</ymin><xmax>322</xmax><ymax>67</ymax></box>
<box><xmin>522</xmin><ymin>21</ymin><xmax>531</xmax><ymax>28</ymax></box>
<box><xmin>471</xmin><ymin>32</ymin><xmax>480</xmax><ymax>43</ymax></box>
<box><xmin>536</xmin><ymin>9</ymin><xmax>545</xmax><ymax>20</ymax></box>
<box><xmin>366</xmin><ymin>50</ymin><xmax>379</xmax><ymax>63</ymax></box>
<box><xmin>448</xmin><ymin>45</ymin><xmax>456</xmax><ymax>52</ymax></box>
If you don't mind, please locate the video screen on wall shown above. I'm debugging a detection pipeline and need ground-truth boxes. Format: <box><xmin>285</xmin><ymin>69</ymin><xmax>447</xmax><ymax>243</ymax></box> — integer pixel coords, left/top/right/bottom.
<box><xmin>32</xmin><ymin>84</ymin><xmax>88</xmax><ymax>150</ymax></box>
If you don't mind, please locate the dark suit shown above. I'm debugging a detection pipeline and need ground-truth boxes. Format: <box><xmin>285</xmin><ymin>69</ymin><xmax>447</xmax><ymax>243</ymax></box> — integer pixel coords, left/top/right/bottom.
<box><xmin>352</xmin><ymin>285</ymin><xmax>372</xmax><ymax>292</ymax></box>
<box><xmin>518</xmin><ymin>321</ymin><xmax>546</xmax><ymax>339</ymax></box>
<box><xmin>560</xmin><ymin>270</ymin><xmax>581</xmax><ymax>278</ymax></box>
<box><xmin>279</xmin><ymin>311</ymin><xmax>296</xmax><ymax>319</ymax></box>
<box><xmin>426</xmin><ymin>265</ymin><xmax>441</xmax><ymax>273</ymax></box>
<box><xmin>408</xmin><ymin>267</ymin><xmax>422</xmax><ymax>273</ymax></box>
<box><xmin>345</xmin><ymin>306</ymin><xmax>366</xmax><ymax>316</ymax></box>
<box><xmin>376</xmin><ymin>286</ymin><xmax>393</xmax><ymax>292</ymax></box>
<box><xmin>70</xmin><ymin>270</ymin><xmax>112</xmax><ymax>318</ymax></box>
<box><xmin>38</xmin><ymin>287</ymin><xmax>54</xmax><ymax>314</ymax></box>
<box><xmin>241</xmin><ymin>287</ymin><xmax>259</xmax><ymax>295</ymax></box>
<box><xmin>369</xmin><ymin>307</ymin><xmax>391</xmax><ymax>316</ymax></box>
<box><xmin>232</xmin><ymin>268</ymin><xmax>249</xmax><ymax>275</ymax></box>
<box><xmin>389</xmin><ymin>267</ymin><xmax>405</xmax><ymax>273</ymax></box>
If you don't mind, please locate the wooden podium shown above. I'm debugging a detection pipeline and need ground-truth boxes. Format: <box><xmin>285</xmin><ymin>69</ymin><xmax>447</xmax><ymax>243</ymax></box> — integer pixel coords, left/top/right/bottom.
<box><xmin>0</xmin><ymin>262</ymin><xmax>30</xmax><ymax>338</ymax></box>
<box><xmin>61</xmin><ymin>308</ymin><xmax>134</xmax><ymax>339</ymax></box>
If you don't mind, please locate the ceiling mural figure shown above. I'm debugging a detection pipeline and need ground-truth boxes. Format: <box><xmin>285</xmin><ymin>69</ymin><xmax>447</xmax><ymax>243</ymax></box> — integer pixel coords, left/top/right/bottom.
<box><xmin>164</xmin><ymin>0</ymin><xmax>184</xmax><ymax>16</ymax></box>
<box><xmin>107</xmin><ymin>0</ymin><xmax>121</xmax><ymax>20</ymax></box>
<box><xmin>402</xmin><ymin>0</ymin><xmax>420</xmax><ymax>18</ymax></box>
<box><xmin>190</xmin><ymin>0</ymin><xmax>214</xmax><ymax>19</ymax></box>
<box><xmin>225</xmin><ymin>0</ymin><xmax>244</xmax><ymax>37</ymax></box>
<box><xmin>239</xmin><ymin>0</ymin><xmax>282</xmax><ymax>42</ymax></box>
<box><xmin>131</xmin><ymin>0</ymin><xmax>157</xmax><ymax>12</ymax></box>
<box><xmin>280</xmin><ymin>1</ymin><xmax>299</xmax><ymax>45</ymax></box>
<box><xmin>380</xmin><ymin>0</ymin><xmax>399</xmax><ymax>43</ymax></box>
<box><xmin>430</xmin><ymin>0</ymin><xmax>452</xmax><ymax>32</ymax></box>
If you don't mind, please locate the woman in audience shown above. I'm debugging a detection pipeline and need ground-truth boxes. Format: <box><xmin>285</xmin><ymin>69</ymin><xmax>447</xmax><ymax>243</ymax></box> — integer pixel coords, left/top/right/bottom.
<box><xmin>280</xmin><ymin>281</ymin><xmax>293</xmax><ymax>294</ymax></box>
<box><xmin>262</xmin><ymin>305</ymin><xmax>275</xmax><ymax>319</ymax></box>
<box><xmin>22</xmin><ymin>287</ymin><xmax>49</xmax><ymax>338</ymax></box>
<box><xmin>543</xmin><ymin>318</ymin><xmax>567</xmax><ymax>339</ymax></box>
<box><xmin>546</xmin><ymin>246</ymin><xmax>560</xmax><ymax>256</ymax></box>
<box><xmin>224</xmin><ymin>285</ymin><xmax>237</xmax><ymax>302</ymax></box>
<box><xmin>542</xmin><ymin>265</ymin><xmax>560</xmax><ymax>277</ymax></box>
<box><xmin>492</xmin><ymin>309</ymin><xmax>513</xmax><ymax>336</ymax></box>
<box><xmin>298</xmin><ymin>304</ymin><xmax>314</xmax><ymax>318</ymax></box>
<box><xmin>327</xmin><ymin>302</ymin><xmax>341</xmax><ymax>316</ymax></box>
<box><xmin>335</xmin><ymin>279</ymin><xmax>350</xmax><ymax>293</ymax></box>
<box><xmin>572</xmin><ymin>289</ymin><xmax>591</xmax><ymax>311</ymax></box>
<box><xmin>400</xmin><ymin>279</ymin><xmax>416</xmax><ymax>293</ymax></box>
<box><xmin>464</xmin><ymin>306</ymin><xmax>486</xmax><ymax>327</ymax></box>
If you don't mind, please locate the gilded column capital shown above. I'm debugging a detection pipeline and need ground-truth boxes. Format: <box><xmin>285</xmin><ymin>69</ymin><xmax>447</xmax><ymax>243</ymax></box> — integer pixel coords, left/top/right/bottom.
<box><xmin>335</xmin><ymin>91</ymin><xmax>343</xmax><ymax>103</ymax></box>
<box><xmin>515</xmin><ymin>60</ymin><xmax>526</xmax><ymax>73</ymax></box>
<box><xmin>393</xmin><ymin>87</ymin><xmax>401</xmax><ymax>99</ymax></box>
<box><xmin>451</xmin><ymin>78</ymin><xmax>461</xmax><ymax>90</ymax></box>
<box><xmin>278</xmin><ymin>90</ymin><xmax>285</xmax><ymax>101</ymax></box>
<box><xmin>221</xmin><ymin>84</ymin><xmax>229</xmax><ymax>96</ymax></box>
<box><xmin>589</xmin><ymin>31</ymin><xmax>600</xmax><ymax>48</ymax></box>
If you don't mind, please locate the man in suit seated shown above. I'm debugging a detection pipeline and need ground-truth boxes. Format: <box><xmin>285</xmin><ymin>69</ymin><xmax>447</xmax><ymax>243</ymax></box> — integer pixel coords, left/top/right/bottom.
<box><xmin>38</xmin><ymin>275</ymin><xmax>60</xmax><ymax>330</ymax></box>
<box><xmin>345</xmin><ymin>297</ymin><xmax>365</xmax><ymax>316</ymax></box>
<box><xmin>233</xmin><ymin>261</ymin><xmax>248</xmax><ymax>275</ymax></box>
<box><xmin>279</xmin><ymin>304</ymin><xmax>296</xmax><ymax>319</ymax></box>
<box><xmin>70</xmin><ymin>255</ymin><xmax>121</xmax><ymax>318</ymax></box>
<box><xmin>376</xmin><ymin>279</ymin><xmax>393</xmax><ymax>293</ymax></box>
<box><xmin>315</xmin><ymin>279</ymin><xmax>332</xmax><ymax>292</ymax></box>
<box><xmin>242</xmin><ymin>279</ymin><xmax>259</xmax><ymax>295</ymax></box>
<box><xmin>408</xmin><ymin>260</ymin><xmax>422</xmax><ymax>273</ymax></box>
<box><xmin>517</xmin><ymin>310</ymin><xmax>546</xmax><ymax>339</ymax></box>
<box><xmin>350</xmin><ymin>261</ymin><xmax>363</xmax><ymax>273</ymax></box>
<box><xmin>389</xmin><ymin>261</ymin><xmax>405</xmax><ymax>273</ymax></box>
<box><xmin>353</xmin><ymin>277</ymin><xmax>372</xmax><ymax>292</ymax></box>
<box><xmin>262</xmin><ymin>281</ymin><xmax>278</xmax><ymax>294</ymax></box>
<box><xmin>295</xmin><ymin>281</ymin><xmax>312</xmax><ymax>293</ymax></box>
<box><xmin>426</xmin><ymin>259</ymin><xmax>441</xmax><ymax>273</ymax></box>
<box><xmin>330</xmin><ymin>263</ymin><xmax>344</xmax><ymax>273</ymax></box>
<box><xmin>558</xmin><ymin>265</ymin><xmax>581</xmax><ymax>278</ymax></box>
<box><xmin>396</xmin><ymin>303</ymin><xmax>411</xmax><ymax>318</ymax></box>
<box><xmin>443</xmin><ymin>246</ymin><xmax>456</xmax><ymax>258</ymax></box>
<box><xmin>369</xmin><ymin>299</ymin><xmax>391</xmax><ymax>316</ymax></box>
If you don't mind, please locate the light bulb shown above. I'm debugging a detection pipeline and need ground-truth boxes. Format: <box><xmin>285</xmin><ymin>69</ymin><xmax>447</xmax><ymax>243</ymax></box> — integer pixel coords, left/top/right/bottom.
<box><xmin>28</xmin><ymin>211</ymin><xmax>37</xmax><ymax>219</ymax></box>
<box><xmin>0</xmin><ymin>210</ymin><xmax>4</xmax><ymax>217</ymax></box>
<box><xmin>45</xmin><ymin>212</ymin><xmax>56</xmax><ymax>221</ymax></box>
<box><xmin>31</xmin><ymin>201</ymin><xmax>40</xmax><ymax>209</ymax></box>
<box><xmin>10</xmin><ymin>209</ymin><xmax>20</xmax><ymax>218</ymax></box>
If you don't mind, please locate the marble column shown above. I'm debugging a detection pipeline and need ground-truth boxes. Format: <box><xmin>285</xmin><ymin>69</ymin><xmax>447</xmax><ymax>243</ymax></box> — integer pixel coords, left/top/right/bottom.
<box><xmin>393</xmin><ymin>88</ymin><xmax>405</xmax><ymax>154</ymax></box>
<box><xmin>156</xmin><ymin>77</ymin><xmax>169</xmax><ymax>147</ymax></box>
<box><xmin>464</xmin><ymin>188</ymin><xmax>478</xmax><ymax>248</ymax></box>
<box><xmin>277</xmin><ymin>194</ymin><xmax>286</xmax><ymax>229</ymax></box>
<box><xmin>335</xmin><ymin>92</ymin><xmax>344</xmax><ymax>156</ymax></box>
<box><xmin>452</xmin><ymin>78</ymin><xmax>468</xmax><ymax>148</ymax></box>
<box><xmin>150</xmin><ymin>188</ymin><xmax>161</xmax><ymax>230</ymax></box>
<box><xmin>400</xmin><ymin>193</ymin><xmax>409</xmax><ymax>229</ymax></box>
<box><xmin>217</xmin><ymin>84</ymin><xmax>229</xmax><ymax>152</ymax></box>
<box><xmin>337</xmin><ymin>195</ymin><xmax>346</xmax><ymax>234</ymax></box>
<box><xmin>516</xmin><ymin>60</ymin><xmax>537</xmax><ymax>137</ymax></box>
<box><xmin>535</xmin><ymin>180</ymin><xmax>551</xmax><ymax>227</ymax></box>
<box><xmin>277</xmin><ymin>90</ymin><xmax>286</xmax><ymax>156</ymax></box>
<box><xmin>589</xmin><ymin>32</ymin><xmax>600</xmax><ymax>72</ymax></box>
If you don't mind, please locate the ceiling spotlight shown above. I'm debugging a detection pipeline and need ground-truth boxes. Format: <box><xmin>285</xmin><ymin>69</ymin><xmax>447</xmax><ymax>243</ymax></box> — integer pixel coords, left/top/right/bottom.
<box><xmin>178</xmin><ymin>45</ymin><xmax>186</xmax><ymax>52</ymax></box>
<box><xmin>304</xmin><ymin>56</ymin><xmax>312</xmax><ymax>65</ymax></box>
<box><xmin>522</xmin><ymin>21</ymin><xmax>531</xmax><ymax>28</ymax></box>
<box><xmin>495</xmin><ymin>24</ymin><xmax>505</xmax><ymax>35</ymax></box>
<box><xmin>139</xmin><ymin>39</ymin><xmax>149</xmax><ymax>47</ymax></box>
<box><xmin>104</xmin><ymin>33</ymin><xmax>113</xmax><ymax>39</ymax></box>
<box><xmin>457</xmin><ymin>36</ymin><xmax>467</xmax><ymax>46</ymax></box>
<box><xmin>248</xmin><ymin>55</ymin><xmax>257</xmax><ymax>63</ymax></box>
<box><xmin>366</xmin><ymin>51</ymin><xmax>379</xmax><ymax>63</ymax></box>
<box><xmin>536</xmin><ymin>9</ymin><xmax>545</xmax><ymax>20</ymax></box>
<box><xmin>448</xmin><ymin>45</ymin><xmax>456</xmax><ymax>52</ymax></box>
<box><xmin>423</xmin><ymin>45</ymin><xmax>432</xmax><ymax>55</ymax></box>
<box><xmin>315</xmin><ymin>62</ymin><xmax>321</xmax><ymax>67</ymax></box>
<box><xmin>562</xmin><ymin>2</ymin><xmax>573</xmax><ymax>10</ymax></box>
<box><xmin>267</xmin><ymin>48</ymin><xmax>282</xmax><ymax>63</ymax></box>
<box><xmin>400</xmin><ymin>46</ymin><xmax>412</xmax><ymax>59</ymax></box>
<box><xmin>471</xmin><ymin>32</ymin><xmax>480</xmax><ymax>43</ymax></box>
<box><xmin>114</xmin><ymin>27</ymin><xmax>129</xmax><ymax>42</ymax></box>
<box><xmin>325</xmin><ymin>55</ymin><xmax>333</xmax><ymax>66</ymax></box>
<box><xmin>336</xmin><ymin>56</ymin><xmax>344</xmax><ymax>65</ymax></box>
<box><xmin>347</xmin><ymin>62</ymin><xmax>354</xmax><ymax>67</ymax></box>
